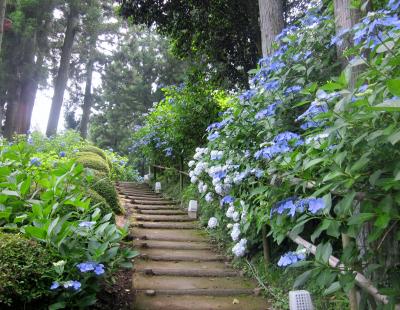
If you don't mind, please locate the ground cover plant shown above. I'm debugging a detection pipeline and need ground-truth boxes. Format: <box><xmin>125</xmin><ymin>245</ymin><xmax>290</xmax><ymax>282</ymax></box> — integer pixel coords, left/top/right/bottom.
<box><xmin>131</xmin><ymin>1</ymin><xmax>400</xmax><ymax>308</ymax></box>
<box><xmin>0</xmin><ymin>131</ymin><xmax>139</xmax><ymax>309</ymax></box>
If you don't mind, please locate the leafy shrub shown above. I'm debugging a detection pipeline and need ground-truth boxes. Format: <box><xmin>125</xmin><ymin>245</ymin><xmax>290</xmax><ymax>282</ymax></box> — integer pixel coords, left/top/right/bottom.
<box><xmin>130</xmin><ymin>2</ymin><xmax>400</xmax><ymax>304</ymax></box>
<box><xmin>85</xmin><ymin>189</ymin><xmax>114</xmax><ymax>219</ymax></box>
<box><xmin>0</xmin><ymin>233</ymin><xmax>58</xmax><ymax>306</ymax></box>
<box><xmin>79</xmin><ymin>145</ymin><xmax>108</xmax><ymax>161</ymax></box>
<box><xmin>90</xmin><ymin>176</ymin><xmax>123</xmax><ymax>214</ymax></box>
<box><xmin>76</xmin><ymin>152</ymin><xmax>110</xmax><ymax>175</ymax></box>
<box><xmin>0</xmin><ymin>136</ymin><xmax>137</xmax><ymax>308</ymax></box>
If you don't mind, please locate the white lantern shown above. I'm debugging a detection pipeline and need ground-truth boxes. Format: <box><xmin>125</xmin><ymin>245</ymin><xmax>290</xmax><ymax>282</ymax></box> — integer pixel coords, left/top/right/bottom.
<box><xmin>188</xmin><ymin>200</ymin><xmax>198</xmax><ymax>219</ymax></box>
<box><xmin>155</xmin><ymin>182</ymin><xmax>162</xmax><ymax>193</ymax></box>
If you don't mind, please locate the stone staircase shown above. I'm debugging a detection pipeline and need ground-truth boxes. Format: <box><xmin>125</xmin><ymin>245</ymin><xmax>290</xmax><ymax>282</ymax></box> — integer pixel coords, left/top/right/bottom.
<box><xmin>116</xmin><ymin>182</ymin><xmax>269</xmax><ymax>310</ymax></box>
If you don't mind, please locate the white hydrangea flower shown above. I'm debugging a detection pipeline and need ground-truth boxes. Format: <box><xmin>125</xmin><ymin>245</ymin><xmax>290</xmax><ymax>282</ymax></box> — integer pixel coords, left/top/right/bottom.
<box><xmin>202</xmin><ymin>184</ymin><xmax>208</xmax><ymax>192</ymax></box>
<box><xmin>190</xmin><ymin>176</ymin><xmax>198</xmax><ymax>184</ymax></box>
<box><xmin>226</xmin><ymin>206</ymin><xmax>235</xmax><ymax>218</ymax></box>
<box><xmin>231</xmin><ymin>223</ymin><xmax>240</xmax><ymax>241</ymax></box>
<box><xmin>198</xmin><ymin>181</ymin><xmax>205</xmax><ymax>193</ymax></box>
<box><xmin>215</xmin><ymin>184</ymin><xmax>224</xmax><ymax>195</ymax></box>
<box><xmin>188</xmin><ymin>160</ymin><xmax>195</xmax><ymax>167</ymax></box>
<box><xmin>232</xmin><ymin>238</ymin><xmax>247</xmax><ymax>257</ymax></box>
<box><xmin>227</xmin><ymin>223</ymin><xmax>233</xmax><ymax>229</ymax></box>
<box><xmin>205</xmin><ymin>192</ymin><xmax>213</xmax><ymax>202</ymax></box>
<box><xmin>232</xmin><ymin>211</ymin><xmax>240</xmax><ymax>222</ymax></box>
<box><xmin>208</xmin><ymin>217</ymin><xmax>218</xmax><ymax>229</ymax></box>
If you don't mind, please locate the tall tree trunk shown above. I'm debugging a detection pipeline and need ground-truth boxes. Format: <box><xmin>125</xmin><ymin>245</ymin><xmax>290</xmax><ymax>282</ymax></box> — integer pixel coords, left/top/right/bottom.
<box><xmin>79</xmin><ymin>40</ymin><xmax>96</xmax><ymax>139</ymax></box>
<box><xmin>17</xmin><ymin>8</ymin><xmax>53</xmax><ymax>133</ymax></box>
<box><xmin>46</xmin><ymin>1</ymin><xmax>79</xmax><ymax>137</ymax></box>
<box><xmin>0</xmin><ymin>0</ymin><xmax>6</xmax><ymax>52</ymax></box>
<box><xmin>258</xmin><ymin>0</ymin><xmax>284</xmax><ymax>57</ymax></box>
<box><xmin>333</xmin><ymin>0</ymin><xmax>361</xmax><ymax>68</ymax></box>
<box><xmin>257</xmin><ymin>0</ymin><xmax>284</xmax><ymax>267</ymax></box>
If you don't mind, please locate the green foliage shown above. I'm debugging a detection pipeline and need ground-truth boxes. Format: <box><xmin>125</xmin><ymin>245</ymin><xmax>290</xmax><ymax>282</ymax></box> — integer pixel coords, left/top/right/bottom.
<box><xmin>79</xmin><ymin>145</ymin><xmax>107</xmax><ymax>161</ymax></box>
<box><xmin>132</xmin><ymin>2</ymin><xmax>400</xmax><ymax>305</ymax></box>
<box><xmin>90</xmin><ymin>26</ymin><xmax>187</xmax><ymax>154</ymax></box>
<box><xmin>131</xmin><ymin>75</ymin><xmax>227</xmax><ymax>166</ymax></box>
<box><xmin>0</xmin><ymin>134</ymin><xmax>137</xmax><ymax>308</ymax></box>
<box><xmin>0</xmin><ymin>233</ymin><xmax>58</xmax><ymax>306</ymax></box>
<box><xmin>76</xmin><ymin>152</ymin><xmax>110</xmax><ymax>175</ymax></box>
<box><xmin>85</xmin><ymin>189</ymin><xmax>114</xmax><ymax>219</ymax></box>
<box><xmin>90</xmin><ymin>176</ymin><xmax>123</xmax><ymax>215</ymax></box>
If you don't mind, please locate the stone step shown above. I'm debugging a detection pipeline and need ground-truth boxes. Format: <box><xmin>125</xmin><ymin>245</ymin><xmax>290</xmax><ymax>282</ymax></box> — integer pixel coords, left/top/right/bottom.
<box><xmin>134</xmin><ymin>214</ymin><xmax>193</xmax><ymax>222</ymax></box>
<box><xmin>134</xmin><ymin>293</ymin><xmax>269</xmax><ymax>310</ymax></box>
<box><xmin>134</xmin><ymin>199</ymin><xmax>179</xmax><ymax>205</ymax></box>
<box><xmin>134</xmin><ymin>260</ymin><xmax>232</xmax><ymax>272</ymax></box>
<box><xmin>137</xmin><ymin>209</ymin><xmax>186</xmax><ymax>215</ymax></box>
<box><xmin>132</xmin><ymin>204</ymin><xmax>181</xmax><ymax>210</ymax></box>
<box><xmin>134</xmin><ymin>240</ymin><xmax>211</xmax><ymax>250</ymax></box>
<box><xmin>133</xmin><ymin>228</ymin><xmax>207</xmax><ymax>242</ymax></box>
<box><xmin>138</xmin><ymin>267</ymin><xmax>240</xmax><ymax>278</ymax></box>
<box><xmin>132</xmin><ymin>222</ymin><xmax>197</xmax><ymax>229</ymax></box>
<box><xmin>134</xmin><ymin>274</ymin><xmax>256</xmax><ymax>292</ymax></box>
<box><xmin>139</xmin><ymin>249</ymin><xmax>226</xmax><ymax>262</ymax></box>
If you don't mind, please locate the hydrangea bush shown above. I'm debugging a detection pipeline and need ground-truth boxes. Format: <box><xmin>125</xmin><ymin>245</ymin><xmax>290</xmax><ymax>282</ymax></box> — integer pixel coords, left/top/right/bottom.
<box><xmin>130</xmin><ymin>1</ymin><xmax>400</xmax><ymax>304</ymax></box>
<box><xmin>0</xmin><ymin>133</ymin><xmax>138</xmax><ymax>308</ymax></box>
<box><xmin>186</xmin><ymin>2</ymin><xmax>400</xmax><ymax>301</ymax></box>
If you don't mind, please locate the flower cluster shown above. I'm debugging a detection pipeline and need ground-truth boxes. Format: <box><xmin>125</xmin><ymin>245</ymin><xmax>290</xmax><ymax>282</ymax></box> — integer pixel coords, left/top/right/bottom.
<box><xmin>277</xmin><ymin>251</ymin><xmax>306</xmax><ymax>267</ymax></box>
<box><xmin>271</xmin><ymin>197</ymin><xmax>326</xmax><ymax>218</ymax></box>
<box><xmin>76</xmin><ymin>261</ymin><xmax>105</xmax><ymax>275</ymax></box>
<box><xmin>51</xmin><ymin>280</ymin><xmax>81</xmax><ymax>291</ymax></box>
<box><xmin>232</xmin><ymin>238</ymin><xmax>247</xmax><ymax>257</ymax></box>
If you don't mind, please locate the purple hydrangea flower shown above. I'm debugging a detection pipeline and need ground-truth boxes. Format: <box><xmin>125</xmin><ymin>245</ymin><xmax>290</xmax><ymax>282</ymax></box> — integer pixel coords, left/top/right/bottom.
<box><xmin>277</xmin><ymin>251</ymin><xmax>306</xmax><ymax>267</ymax></box>
<box><xmin>50</xmin><ymin>281</ymin><xmax>60</xmax><ymax>290</ymax></box>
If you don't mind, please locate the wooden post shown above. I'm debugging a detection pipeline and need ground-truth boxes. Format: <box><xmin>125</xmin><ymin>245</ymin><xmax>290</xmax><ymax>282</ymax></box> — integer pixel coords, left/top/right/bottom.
<box><xmin>179</xmin><ymin>156</ymin><xmax>184</xmax><ymax>193</ymax></box>
<box><xmin>342</xmin><ymin>233</ymin><xmax>359</xmax><ymax>310</ymax></box>
<box><xmin>262</xmin><ymin>225</ymin><xmax>271</xmax><ymax>266</ymax></box>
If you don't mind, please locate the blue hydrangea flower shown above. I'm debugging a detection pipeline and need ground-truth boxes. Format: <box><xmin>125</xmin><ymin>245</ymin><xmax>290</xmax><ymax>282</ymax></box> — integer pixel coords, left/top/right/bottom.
<box><xmin>296</xmin><ymin>102</ymin><xmax>328</xmax><ymax>122</ymax></box>
<box><xmin>255</xmin><ymin>101</ymin><xmax>281</xmax><ymax>120</ymax></box>
<box><xmin>63</xmin><ymin>280</ymin><xmax>81</xmax><ymax>291</ymax></box>
<box><xmin>277</xmin><ymin>251</ymin><xmax>306</xmax><ymax>267</ymax></box>
<box><xmin>59</xmin><ymin>151</ymin><xmax>66</xmax><ymax>157</ymax></box>
<box><xmin>388</xmin><ymin>0</ymin><xmax>400</xmax><ymax>11</ymax></box>
<box><xmin>239</xmin><ymin>89</ymin><xmax>257</xmax><ymax>101</ymax></box>
<box><xmin>79</xmin><ymin>221</ymin><xmax>96</xmax><ymax>228</ymax></box>
<box><xmin>94</xmin><ymin>264</ymin><xmax>105</xmax><ymax>275</ymax></box>
<box><xmin>207</xmin><ymin>132</ymin><xmax>220</xmax><ymax>141</ymax></box>
<box><xmin>220</xmin><ymin>195</ymin><xmax>234</xmax><ymax>206</ymax></box>
<box><xmin>262</xmin><ymin>80</ymin><xmax>280</xmax><ymax>91</ymax></box>
<box><xmin>284</xmin><ymin>85</ymin><xmax>302</xmax><ymax>95</ymax></box>
<box><xmin>77</xmin><ymin>261</ymin><xmax>105</xmax><ymax>276</ymax></box>
<box><xmin>300</xmin><ymin>120</ymin><xmax>323</xmax><ymax>130</ymax></box>
<box><xmin>307</xmin><ymin>198</ymin><xmax>325</xmax><ymax>214</ymax></box>
<box><xmin>164</xmin><ymin>147</ymin><xmax>173</xmax><ymax>157</ymax></box>
<box><xmin>77</xmin><ymin>262</ymin><xmax>96</xmax><ymax>272</ymax></box>
<box><xmin>30</xmin><ymin>157</ymin><xmax>41</xmax><ymax>167</ymax></box>
<box><xmin>50</xmin><ymin>281</ymin><xmax>60</xmax><ymax>290</ymax></box>
<box><xmin>60</xmin><ymin>142</ymin><xmax>66</xmax><ymax>147</ymax></box>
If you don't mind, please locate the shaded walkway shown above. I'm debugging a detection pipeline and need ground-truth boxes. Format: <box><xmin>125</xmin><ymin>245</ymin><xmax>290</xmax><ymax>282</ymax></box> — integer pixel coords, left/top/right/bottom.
<box><xmin>116</xmin><ymin>182</ymin><xmax>269</xmax><ymax>310</ymax></box>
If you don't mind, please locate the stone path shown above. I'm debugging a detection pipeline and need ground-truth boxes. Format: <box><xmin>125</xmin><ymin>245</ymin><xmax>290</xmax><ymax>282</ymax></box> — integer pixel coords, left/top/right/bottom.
<box><xmin>116</xmin><ymin>182</ymin><xmax>269</xmax><ymax>310</ymax></box>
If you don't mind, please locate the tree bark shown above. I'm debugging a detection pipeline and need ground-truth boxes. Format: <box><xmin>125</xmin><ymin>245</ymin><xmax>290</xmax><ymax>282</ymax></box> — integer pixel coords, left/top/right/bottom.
<box><xmin>46</xmin><ymin>1</ymin><xmax>79</xmax><ymax>137</ymax></box>
<box><xmin>79</xmin><ymin>37</ymin><xmax>97</xmax><ymax>139</ymax></box>
<box><xmin>333</xmin><ymin>0</ymin><xmax>361</xmax><ymax>68</ymax></box>
<box><xmin>258</xmin><ymin>0</ymin><xmax>284</xmax><ymax>57</ymax></box>
<box><xmin>0</xmin><ymin>0</ymin><xmax>6</xmax><ymax>52</ymax></box>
